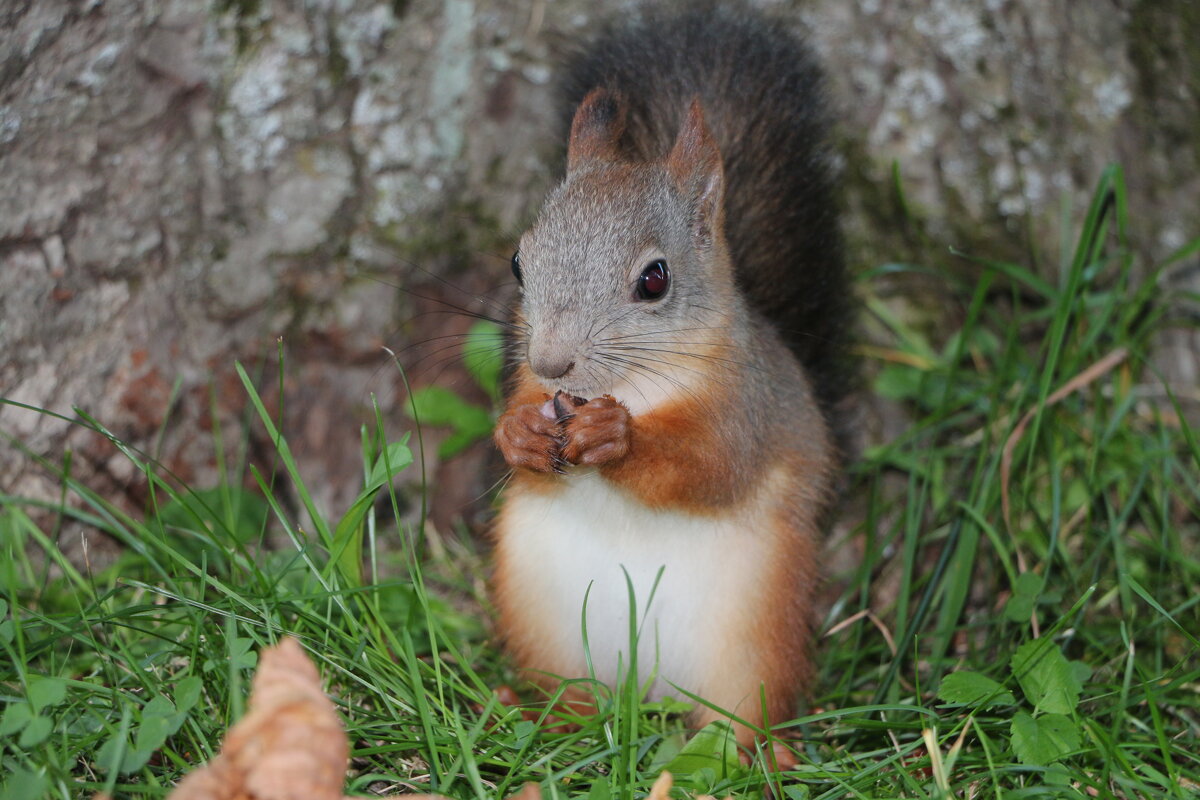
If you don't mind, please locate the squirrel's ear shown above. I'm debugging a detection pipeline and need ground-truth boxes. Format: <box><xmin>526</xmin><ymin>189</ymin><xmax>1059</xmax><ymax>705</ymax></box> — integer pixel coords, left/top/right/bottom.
<box><xmin>567</xmin><ymin>88</ymin><xmax>627</xmax><ymax>171</ymax></box>
<box><xmin>665</xmin><ymin>98</ymin><xmax>724</xmax><ymax>237</ymax></box>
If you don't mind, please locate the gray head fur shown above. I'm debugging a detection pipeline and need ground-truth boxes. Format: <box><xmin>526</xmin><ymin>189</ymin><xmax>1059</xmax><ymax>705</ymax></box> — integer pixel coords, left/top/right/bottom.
<box><xmin>514</xmin><ymin>93</ymin><xmax>740</xmax><ymax>407</ymax></box>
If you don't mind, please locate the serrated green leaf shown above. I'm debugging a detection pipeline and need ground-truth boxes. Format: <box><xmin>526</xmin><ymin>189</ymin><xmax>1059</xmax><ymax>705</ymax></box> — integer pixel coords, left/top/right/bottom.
<box><xmin>1013</xmin><ymin>570</ymin><xmax>1043</xmax><ymax>597</ymax></box>
<box><xmin>1004</xmin><ymin>593</ymin><xmax>1036</xmax><ymax>623</ymax></box>
<box><xmin>0</xmin><ymin>599</ymin><xmax>8</xmax><ymax>619</ymax></box>
<box><xmin>1043</xmin><ymin>763</ymin><xmax>1073</xmax><ymax>786</ymax></box>
<box><xmin>1</xmin><ymin>767</ymin><xmax>48</xmax><ymax>800</ymax></box>
<box><xmin>1005</xmin><ymin>571</ymin><xmax>1044</xmax><ymax>622</ymax></box>
<box><xmin>174</xmin><ymin>676</ymin><xmax>203</xmax><ymax>714</ymax></box>
<box><xmin>17</xmin><ymin>715</ymin><xmax>52</xmax><ymax>748</ymax></box>
<box><xmin>0</xmin><ymin>703</ymin><xmax>33</xmax><ymax>736</ymax></box>
<box><xmin>1011</xmin><ymin>639</ymin><xmax>1082</xmax><ymax>714</ymax></box>
<box><xmin>463</xmin><ymin>320</ymin><xmax>505</xmax><ymax>400</ymax></box>
<box><xmin>661</xmin><ymin>721</ymin><xmax>742</xmax><ymax>787</ymax></box>
<box><xmin>0</xmin><ymin>619</ymin><xmax>13</xmax><ymax>645</ymax></box>
<box><xmin>937</xmin><ymin>670</ymin><xmax>1017</xmax><ymax>709</ymax></box>
<box><xmin>1009</xmin><ymin>711</ymin><xmax>1040</xmax><ymax>765</ymax></box>
<box><xmin>1010</xmin><ymin>711</ymin><xmax>1080</xmax><ymax>765</ymax></box>
<box><xmin>27</xmin><ymin>676</ymin><xmax>66</xmax><ymax>712</ymax></box>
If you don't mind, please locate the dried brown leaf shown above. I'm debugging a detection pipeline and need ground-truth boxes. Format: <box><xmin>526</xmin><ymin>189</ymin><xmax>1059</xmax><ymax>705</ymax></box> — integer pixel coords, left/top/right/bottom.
<box><xmin>169</xmin><ymin>637</ymin><xmax>347</xmax><ymax>800</ymax></box>
<box><xmin>647</xmin><ymin>771</ymin><xmax>673</xmax><ymax>800</ymax></box>
<box><xmin>509</xmin><ymin>784</ymin><xmax>542</xmax><ymax>800</ymax></box>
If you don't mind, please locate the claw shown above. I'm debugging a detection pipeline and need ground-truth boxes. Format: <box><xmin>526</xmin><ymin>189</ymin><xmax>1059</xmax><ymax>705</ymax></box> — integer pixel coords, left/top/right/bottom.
<box><xmin>552</xmin><ymin>390</ymin><xmax>588</xmax><ymax>422</ymax></box>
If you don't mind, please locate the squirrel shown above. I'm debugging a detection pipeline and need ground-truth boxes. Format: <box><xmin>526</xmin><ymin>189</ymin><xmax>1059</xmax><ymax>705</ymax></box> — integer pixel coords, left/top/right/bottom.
<box><xmin>490</xmin><ymin>2</ymin><xmax>852</xmax><ymax>751</ymax></box>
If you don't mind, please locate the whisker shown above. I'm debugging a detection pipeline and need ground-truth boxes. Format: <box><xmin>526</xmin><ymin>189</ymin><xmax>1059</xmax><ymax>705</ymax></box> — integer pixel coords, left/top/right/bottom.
<box><xmin>375</xmin><ymin>256</ymin><xmax>521</xmax><ymax>321</ymax></box>
<box><xmin>590</xmin><ymin>303</ymin><xmax>645</xmax><ymax>340</ymax></box>
<box><xmin>361</xmin><ymin>274</ymin><xmax>525</xmax><ymax>332</ymax></box>
<box><xmin>603</xmin><ymin>337</ymin><xmax>738</xmax><ymax>345</ymax></box>
<box><xmin>592</xmin><ymin>358</ymin><xmax>653</xmax><ymax>409</ymax></box>
<box><xmin>380</xmin><ymin>331</ymin><xmax>490</xmax><ymax>360</ymax></box>
<box><xmin>596</xmin><ymin>353</ymin><xmax>713</xmax><ymax>409</ymax></box>
<box><xmin>605</xmin><ymin>341</ymin><xmax>742</xmax><ymax>355</ymax></box>
<box><xmin>601</xmin><ymin>325</ymin><xmax>729</xmax><ymax>342</ymax></box>
<box><xmin>404</xmin><ymin>340</ymin><xmax>508</xmax><ymax>384</ymax></box>
<box><xmin>594</xmin><ymin>356</ymin><xmax>665</xmax><ymax>408</ymax></box>
<box><xmin>479</xmin><ymin>465</ymin><xmax>518</xmax><ymax>502</ymax></box>
<box><xmin>605</xmin><ymin>344</ymin><xmax>762</xmax><ymax>375</ymax></box>
<box><xmin>600</xmin><ymin>349</ymin><xmax>732</xmax><ymax>384</ymax></box>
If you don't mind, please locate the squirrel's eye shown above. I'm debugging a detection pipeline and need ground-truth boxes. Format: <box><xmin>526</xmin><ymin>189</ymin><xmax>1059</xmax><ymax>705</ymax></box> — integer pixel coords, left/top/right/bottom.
<box><xmin>635</xmin><ymin>260</ymin><xmax>670</xmax><ymax>301</ymax></box>
<box><xmin>511</xmin><ymin>251</ymin><xmax>523</xmax><ymax>286</ymax></box>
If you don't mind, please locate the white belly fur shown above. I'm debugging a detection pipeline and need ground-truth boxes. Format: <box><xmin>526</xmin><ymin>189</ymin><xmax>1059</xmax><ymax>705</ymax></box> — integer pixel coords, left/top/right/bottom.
<box><xmin>500</xmin><ymin>469</ymin><xmax>768</xmax><ymax>701</ymax></box>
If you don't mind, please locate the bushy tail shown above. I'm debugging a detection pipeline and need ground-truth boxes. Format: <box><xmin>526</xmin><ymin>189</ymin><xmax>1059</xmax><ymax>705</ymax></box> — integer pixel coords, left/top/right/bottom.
<box><xmin>559</xmin><ymin>1</ymin><xmax>854</xmax><ymax>426</ymax></box>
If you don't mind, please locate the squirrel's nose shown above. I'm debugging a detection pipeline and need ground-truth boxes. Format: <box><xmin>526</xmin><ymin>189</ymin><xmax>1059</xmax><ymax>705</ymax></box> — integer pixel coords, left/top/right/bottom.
<box><xmin>528</xmin><ymin>338</ymin><xmax>576</xmax><ymax>380</ymax></box>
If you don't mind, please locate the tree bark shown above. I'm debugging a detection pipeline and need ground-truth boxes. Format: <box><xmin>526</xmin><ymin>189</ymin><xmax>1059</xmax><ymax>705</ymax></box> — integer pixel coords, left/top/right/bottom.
<box><xmin>1</xmin><ymin>0</ymin><xmax>1195</xmax><ymax>555</ymax></box>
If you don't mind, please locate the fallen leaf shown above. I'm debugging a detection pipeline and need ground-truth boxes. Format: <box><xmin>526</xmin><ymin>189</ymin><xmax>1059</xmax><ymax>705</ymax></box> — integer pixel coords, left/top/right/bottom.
<box><xmin>509</xmin><ymin>784</ymin><xmax>542</xmax><ymax>800</ymax></box>
<box><xmin>170</xmin><ymin>637</ymin><xmax>347</xmax><ymax>800</ymax></box>
<box><xmin>648</xmin><ymin>771</ymin><xmax>673</xmax><ymax>800</ymax></box>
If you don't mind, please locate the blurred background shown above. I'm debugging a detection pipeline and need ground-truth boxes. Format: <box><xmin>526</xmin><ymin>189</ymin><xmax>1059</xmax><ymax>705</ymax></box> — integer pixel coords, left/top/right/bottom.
<box><xmin>2</xmin><ymin>0</ymin><xmax>1197</xmax><ymax>565</ymax></box>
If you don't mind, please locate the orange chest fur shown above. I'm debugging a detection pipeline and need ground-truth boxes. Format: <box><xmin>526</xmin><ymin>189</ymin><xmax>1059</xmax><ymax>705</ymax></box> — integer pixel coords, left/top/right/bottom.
<box><xmin>502</xmin><ymin>364</ymin><xmax>753</xmax><ymax>512</ymax></box>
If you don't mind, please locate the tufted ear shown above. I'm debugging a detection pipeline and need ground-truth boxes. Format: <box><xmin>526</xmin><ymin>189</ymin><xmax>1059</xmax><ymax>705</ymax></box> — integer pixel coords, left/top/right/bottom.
<box><xmin>567</xmin><ymin>88</ymin><xmax>627</xmax><ymax>171</ymax></box>
<box><xmin>665</xmin><ymin>98</ymin><xmax>725</xmax><ymax>236</ymax></box>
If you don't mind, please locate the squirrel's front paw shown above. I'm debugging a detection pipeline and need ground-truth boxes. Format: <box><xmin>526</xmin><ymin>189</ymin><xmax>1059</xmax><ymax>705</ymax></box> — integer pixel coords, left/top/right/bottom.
<box><xmin>494</xmin><ymin>403</ymin><xmax>562</xmax><ymax>473</ymax></box>
<box><xmin>561</xmin><ymin>395</ymin><xmax>631</xmax><ymax>466</ymax></box>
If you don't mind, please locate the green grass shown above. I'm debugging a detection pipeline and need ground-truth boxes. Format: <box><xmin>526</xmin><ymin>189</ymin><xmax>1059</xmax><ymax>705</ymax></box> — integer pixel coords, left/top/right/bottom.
<box><xmin>2</xmin><ymin>165</ymin><xmax>1199</xmax><ymax>799</ymax></box>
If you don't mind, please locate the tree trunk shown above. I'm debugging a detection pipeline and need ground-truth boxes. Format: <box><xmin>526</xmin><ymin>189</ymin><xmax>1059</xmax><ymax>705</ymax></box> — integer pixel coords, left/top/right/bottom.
<box><xmin>2</xmin><ymin>0</ymin><xmax>1196</xmax><ymax>559</ymax></box>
